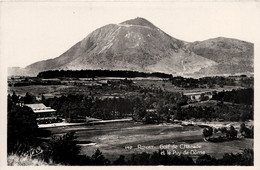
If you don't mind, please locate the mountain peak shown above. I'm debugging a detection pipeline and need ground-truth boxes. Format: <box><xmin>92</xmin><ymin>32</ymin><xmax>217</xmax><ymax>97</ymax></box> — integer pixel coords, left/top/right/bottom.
<box><xmin>120</xmin><ymin>17</ymin><xmax>156</xmax><ymax>28</ymax></box>
<box><xmin>13</xmin><ymin>17</ymin><xmax>253</xmax><ymax>77</ymax></box>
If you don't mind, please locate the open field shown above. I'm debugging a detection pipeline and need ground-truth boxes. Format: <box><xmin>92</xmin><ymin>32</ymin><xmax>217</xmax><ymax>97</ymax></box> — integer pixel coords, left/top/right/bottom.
<box><xmin>8</xmin><ymin>81</ymin><xmax>243</xmax><ymax>98</ymax></box>
<box><xmin>182</xmin><ymin>100</ymin><xmax>253</xmax><ymax>108</ymax></box>
<box><xmin>134</xmin><ymin>80</ymin><xmax>243</xmax><ymax>93</ymax></box>
<box><xmin>43</xmin><ymin>121</ymin><xmax>253</xmax><ymax>161</ymax></box>
<box><xmin>8</xmin><ymin>85</ymin><xmax>74</xmax><ymax>96</ymax></box>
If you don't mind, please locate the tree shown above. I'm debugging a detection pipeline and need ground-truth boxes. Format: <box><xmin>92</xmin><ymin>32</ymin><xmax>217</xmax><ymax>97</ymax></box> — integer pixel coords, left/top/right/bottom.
<box><xmin>220</xmin><ymin>127</ymin><xmax>227</xmax><ymax>134</ymax></box>
<box><xmin>90</xmin><ymin>149</ymin><xmax>110</xmax><ymax>165</ymax></box>
<box><xmin>226</xmin><ymin>125</ymin><xmax>238</xmax><ymax>140</ymax></box>
<box><xmin>133</xmin><ymin>104</ymin><xmax>146</xmax><ymax>121</ymax></box>
<box><xmin>114</xmin><ymin>155</ymin><xmax>126</xmax><ymax>165</ymax></box>
<box><xmin>8</xmin><ymin>99</ymin><xmax>38</xmax><ymax>153</ymax></box>
<box><xmin>43</xmin><ymin>132</ymin><xmax>81</xmax><ymax>165</ymax></box>
<box><xmin>21</xmin><ymin>92</ymin><xmax>37</xmax><ymax>104</ymax></box>
<box><xmin>219</xmin><ymin>149</ymin><xmax>253</xmax><ymax>165</ymax></box>
<box><xmin>203</xmin><ymin>127</ymin><xmax>213</xmax><ymax>141</ymax></box>
<box><xmin>196</xmin><ymin>154</ymin><xmax>218</xmax><ymax>165</ymax></box>
<box><xmin>239</xmin><ymin>123</ymin><xmax>253</xmax><ymax>138</ymax></box>
<box><xmin>11</xmin><ymin>91</ymin><xmax>19</xmax><ymax>104</ymax></box>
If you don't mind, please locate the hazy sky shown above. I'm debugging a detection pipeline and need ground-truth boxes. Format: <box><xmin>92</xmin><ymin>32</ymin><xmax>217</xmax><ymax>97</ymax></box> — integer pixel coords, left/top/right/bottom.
<box><xmin>1</xmin><ymin>1</ymin><xmax>259</xmax><ymax>67</ymax></box>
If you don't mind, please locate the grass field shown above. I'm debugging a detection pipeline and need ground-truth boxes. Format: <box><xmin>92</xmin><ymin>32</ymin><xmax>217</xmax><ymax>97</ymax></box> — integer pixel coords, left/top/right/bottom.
<box><xmin>44</xmin><ymin>121</ymin><xmax>253</xmax><ymax>161</ymax></box>
<box><xmin>8</xmin><ymin>85</ymin><xmax>74</xmax><ymax>96</ymax></box>
<box><xmin>8</xmin><ymin>81</ymin><xmax>242</xmax><ymax>99</ymax></box>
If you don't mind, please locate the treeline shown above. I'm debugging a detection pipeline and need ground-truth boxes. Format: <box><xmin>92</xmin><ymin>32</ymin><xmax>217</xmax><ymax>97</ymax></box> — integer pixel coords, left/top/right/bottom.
<box><xmin>43</xmin><ymin>95</ymin><xmax>134</xmax><ymax>120</ymax></box>
<box><xmin>211</xmin><ymin>88</ymin><xmax>253</xmax><ymax>105</ymax></box>
<box><xmin>178</xmin><ymin>104</ymin><xmax>253</xmax><ymax>121</ymax></box>
<box><xmin>9</xmin><ymin>90</ymin><xmax>188</xmax><ymax>123</ymax></box>
<box><xmin>9</xmin><ymin>89</ymin><xmax>253</xmax><ymax>124</ymax></box>
<box><xmin>202</xmin><ymin>123</ymin><xmax>253</xmax><ymax>143</ymax></box>
<box><xmin>174</xmin><ymin>88</ymin><xmax>254</xmax><ymax>121</ymax></box>
<box><xmin>42</xmin><ymin>91</ymin><xmax>188</xmax><ymax>122</ymax></box>
<box><xmin>37</xmin><ymin>69</ymin><xmax>172</xmax><ymax>79</ymax></box>
<box><xmin>170</xmin><ymin>76</ymin><xmax>253</xmax><ymax>88</ymax></box>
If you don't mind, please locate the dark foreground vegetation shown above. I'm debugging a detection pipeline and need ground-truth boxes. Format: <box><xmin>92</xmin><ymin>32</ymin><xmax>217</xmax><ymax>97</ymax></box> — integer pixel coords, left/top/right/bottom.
<box><xmin>7</xmin><ymin>102</ymin><xmax>253</xmax><ymax>166</ymax></box>
<box><xmin>211</xmin><ymin>88</ymin><xmax>253</xmax><ymax>105</ymax></box>
<box><xmin>179</xmin><ymin>103</ymin><xmax>253</xmax><ymax>121</ymax></box>
<box><xmin>8</xmin><ymin>96</ymin><xmax>38</xmax><ymax>153</ymax></box>
<box><xmin>8</xmin><ymin>130</ymin><xmax>254</xmax><ymax>166</ymax></box>
<box><xmin>8</xmin><ymin>90</ymin><xmax>254</xmax><ymax>165</ymax></box>
<box><xmin>170</xmin><ymin>75</ymin><xmax>253</xmax><ymax>88</ymax></box>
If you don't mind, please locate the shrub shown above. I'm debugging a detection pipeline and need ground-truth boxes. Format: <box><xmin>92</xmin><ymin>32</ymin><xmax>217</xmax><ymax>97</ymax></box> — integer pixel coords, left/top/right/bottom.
<box><xmin>41</xmin><ymin>132</ymin><xmax>81</xmax><ymax>165</ymax></box>
<box><xmin>240</xmin><ymin>123</ymin><xmax>253</xmax><ymax>138</ymax></box>
<box><xmin>113</xmin><ymin>155</ymin><xmax>126</xmax><ymax>165</ymax></box>
<box><xmin>202</xmin><ymin>127</ymin><xmax>213</xmax><ymax>140</ymax></box>
<box><xmin>8</xmin><ymin>154</ymin><xmax>49</xmax><ymax>166</ymax></box>
<box><xmin>196</xmin><ymin>154</ymin><xmax>218</xmax><ymax>165</ymax></box>
<box><xmin>89</xmin><ymin>149</ymin><xmax>110</xmax><ymax>165</ymax></box>
<box><xmin>218</xmin><ymin>149</ymin><xmax>253</xmax><ymax>165</ymax></box>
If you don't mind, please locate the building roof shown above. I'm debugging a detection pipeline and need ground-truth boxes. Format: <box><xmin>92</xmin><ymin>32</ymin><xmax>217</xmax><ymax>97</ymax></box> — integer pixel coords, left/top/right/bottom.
<box><xmin>146</xmin><ymin>109</ymin><xmax>157</xmax><ymax>112</ymax></box>
<box><xmin>25</xmin><ymin>103</ymin><xmax>56</xmax><ymax>113</ymax></box>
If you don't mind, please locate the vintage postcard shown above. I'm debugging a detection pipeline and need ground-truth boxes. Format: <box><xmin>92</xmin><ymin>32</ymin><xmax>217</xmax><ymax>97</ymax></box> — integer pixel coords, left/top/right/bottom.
<box><xmin>0</xmin><ymin>0</ymin><xmax>259</xmax><ymax>168</ymax></box>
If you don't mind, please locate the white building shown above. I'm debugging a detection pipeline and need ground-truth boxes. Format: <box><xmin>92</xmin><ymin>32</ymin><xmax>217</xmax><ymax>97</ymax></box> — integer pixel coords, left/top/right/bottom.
<box><xmin>25</xmin><ymin>103</ymin><xmax>57</xmax><ymax>123</ymax></box>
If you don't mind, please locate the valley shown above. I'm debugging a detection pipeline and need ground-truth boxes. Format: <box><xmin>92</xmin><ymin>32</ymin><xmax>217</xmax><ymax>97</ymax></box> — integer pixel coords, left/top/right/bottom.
<box><xmin>6</xmin><ymin>17</ymin><xmax>254</xmax><ymax>165</ymax></box>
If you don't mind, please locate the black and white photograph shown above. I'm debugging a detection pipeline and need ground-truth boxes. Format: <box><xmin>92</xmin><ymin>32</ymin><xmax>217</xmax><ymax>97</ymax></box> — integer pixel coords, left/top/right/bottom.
<box><xmin>0</xmin><ymin>0</ymin><xmax>259</xmax><ymax>167</ymax></box>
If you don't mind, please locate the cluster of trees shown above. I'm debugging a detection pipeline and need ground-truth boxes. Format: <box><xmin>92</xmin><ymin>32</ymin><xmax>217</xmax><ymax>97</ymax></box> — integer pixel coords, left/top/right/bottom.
<box><xmin>42</xmin><ymin>91</ymin><xmax>188</xmax><ymax>122</ymax></box>
<box><xmin>8</xmin><ymin>94</ymin><xmax>109</xmax><ymax>165</ymax></box>
<box><xmin>240</xmin><ymin>123</ymin><xmax>254</xmax><ymax>138</ymax></box>
<box><xmin>8</xmin><ymin>94</ymin><xmax>38</xmax><ymax>153</ymax></box>
<box><xmin>8</xmin><ymin>94</ymin><xmax>79</xmax><ymax>164</ymax></box>
<box><xmin>211</xmin><ymin>88</ymin><xmax>253</xmax><ymax>105</ymax></box>
<box><xmin>202</xmin><ymin>125</ymin><xmax>238</xmax><ymax>142</ymax></box>
<box><xmin>202</xmin><ymin>123</ymin><xmax>254</xmax><ymax>143</ymax></box>
<box><xmin>8</xmin><ymin>92</ymin><xmax>38</xmax><ymax>104</ymax></box>
<box><xmin>177</xmin><ymin>103</ymin><xmax>253</xmax><ymax>121</ymax></box>
<box><xmin>116</xmin><ymin>149</ymin><xmax>253</xmax><ymax>165</ymax></box>
<box><xmin>43</xmin><ymin>94</ymin><xmax>135</xmax><ymax>120</ymax></box>
<box><xmin>9</xmin><ymin>89</ymin><xmax>253</xmax><ymax>124</ymax></box>
<box><xmin>195</xmin><ymin>149</ymin><xmax>253</xmax><ymax>165</ymax></box>
<box><xmin>39</xmin><ymin>132</ymin><xmax>82</xmax><ymax>165</ymax></box>
<box><xmin>37</xmin><ymin>69</ymin><xmax>172</xmax><ymax>79</ymax></box>
<box><xmin>170</xmin><ymin>76</ymin><xmax>253</xmax><ymax>88</ymax></box>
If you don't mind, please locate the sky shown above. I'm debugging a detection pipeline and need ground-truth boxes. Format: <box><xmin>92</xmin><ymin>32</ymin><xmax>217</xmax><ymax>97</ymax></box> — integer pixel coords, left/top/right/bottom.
<box><xmin>1</xmin><ymin>1</ymin><xmax>260</xmax><ymax>68</ymax></box>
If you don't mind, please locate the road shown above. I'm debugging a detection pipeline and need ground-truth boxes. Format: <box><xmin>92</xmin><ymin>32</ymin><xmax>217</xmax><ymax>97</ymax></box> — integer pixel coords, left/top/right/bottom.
<box><xmin>38</xmin><ymin>118</ymin><xmax>133</xmax><ymax>128</ymax></box>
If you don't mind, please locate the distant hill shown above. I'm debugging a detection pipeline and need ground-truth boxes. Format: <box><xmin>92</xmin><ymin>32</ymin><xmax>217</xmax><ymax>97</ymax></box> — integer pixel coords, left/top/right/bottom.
<box><xmin>185</xmin><ymin>37</ymin><xmax>254</xmax><ymax>76</ymax></box>
<box><xmin>8</xmin><ymin>17</ymin><xmax>253</xmax><ymax>77</ymax></box>
<box><xmin>8</xmin><ymin>67</ymin><xmax>29</xmax><ymax>76</ymax></box>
